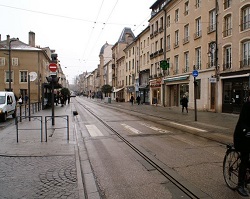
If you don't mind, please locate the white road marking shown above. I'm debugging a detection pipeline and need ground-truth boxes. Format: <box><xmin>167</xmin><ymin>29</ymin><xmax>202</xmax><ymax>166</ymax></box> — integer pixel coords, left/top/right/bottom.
<box><xmin>169</xmin><ymin>121</ymin><xmax>207</xmax><ymax>132</ymax></box>
<box><xmin>140</xmin><ymin>122</ymin><xmax>171</xmax><ymax>133</ymax></box>
<box><xmin>121</xmin><ymin>123</ymin><xmax>142</xmax><ymax>134</ymax></box>
<box><xmin>86</xmin><ymin>125</ymin><xmax>104</xmax><ymax>137</ymax></box>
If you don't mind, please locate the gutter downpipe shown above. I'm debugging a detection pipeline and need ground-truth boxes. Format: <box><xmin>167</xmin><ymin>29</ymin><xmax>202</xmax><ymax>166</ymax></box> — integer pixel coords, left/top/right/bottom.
<box><xmin>163</xmin><ymin>8</ymin><xmax>167</xmax><ymax>107</ymax></box>
<box><xmin>215</xmin><ymin>0</ymin><xmax>219</xmax><ymax>112</ymax></box>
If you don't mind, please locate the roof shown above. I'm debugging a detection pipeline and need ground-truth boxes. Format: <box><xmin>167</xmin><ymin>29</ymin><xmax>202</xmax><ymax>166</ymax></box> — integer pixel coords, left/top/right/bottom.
<box><xmin>117</xmin><ymin>27</ymin><xmax>135</xmax><ymax>43</ymax></box>
<box><xmin>99</xmin><ymin>42</ymin><xmax>109</xmax><ymax>55</ymax></box>
<box><xmin>0</xmin><ymin>39</ymin><xmax>42</xmax><ymax>51</ymax></box>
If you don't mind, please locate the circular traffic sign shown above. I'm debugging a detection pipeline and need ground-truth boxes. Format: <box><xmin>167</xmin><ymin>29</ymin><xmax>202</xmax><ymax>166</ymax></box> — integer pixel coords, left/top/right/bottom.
<box><xmin>192</xmin><ymin>70</ymin><xmax>199</xmax><ymax>77</ymax></box>
<box><xmin>49</xmin><ymin>63</ymin><xmax>58</xmax><ymax>72</ymax></box>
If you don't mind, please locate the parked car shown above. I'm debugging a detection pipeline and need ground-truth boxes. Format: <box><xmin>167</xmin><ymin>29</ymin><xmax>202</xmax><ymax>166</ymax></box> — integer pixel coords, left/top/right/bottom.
<box><xmin>0</xmin><ymin>91</ymin><xmax>17</xmax><ymax>122</ymax></box>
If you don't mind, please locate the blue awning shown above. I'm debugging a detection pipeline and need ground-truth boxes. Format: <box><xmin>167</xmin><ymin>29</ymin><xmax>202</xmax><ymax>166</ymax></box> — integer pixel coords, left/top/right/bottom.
<box><xmin>164</xmin><ymin>75</ymin><xmax>189</xmax><ymax>82</ymax></box>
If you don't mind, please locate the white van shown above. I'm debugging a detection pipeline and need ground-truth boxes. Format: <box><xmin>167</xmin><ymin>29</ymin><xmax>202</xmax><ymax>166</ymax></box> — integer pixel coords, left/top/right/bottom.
<box><xmin>0</xmin><ymin>91</ymin><xmax>17</xmax><ymax>122</ymax></box>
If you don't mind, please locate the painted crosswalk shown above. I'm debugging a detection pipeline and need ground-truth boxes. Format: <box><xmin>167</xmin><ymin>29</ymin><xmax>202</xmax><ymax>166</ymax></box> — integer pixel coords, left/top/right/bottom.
<box><xmin>86</xmin><ymin>125</ymin><xmax>104</xmax><ymax>137</ymax></box>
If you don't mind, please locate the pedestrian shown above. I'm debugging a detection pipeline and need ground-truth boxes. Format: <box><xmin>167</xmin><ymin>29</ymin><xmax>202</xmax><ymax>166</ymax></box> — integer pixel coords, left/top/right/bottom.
<box><xmin>136</xmin><ymin>95</ymin><xmax>140</xmax><ymax>105</ymax></box>
<box><xmin>130</xmin><ymin>95</ymin><xmax>134</xmax><ymax>105</ymax></box>
<box><xmin>60</xmin><ymin>95</ymin><xmax>64</xmax><ymax>107</ymax></box>
<box><xmin>24</xmin><ymin>95</ymin><xmax>29</xmax><ymax>104</ymax></box>
<box><xmin>233</xmin><ymin>91</ymin><xmax>250</xmax><ymax>197</ymax></box>
<box><xmin>18</xmin><ymin>96</ymin><xmax>23</xmax><ymax>105</ymax></box>
<box><xmin>67</xmin><ymin>95</ymin><xmax>71</xmax><ymax>104</ymax></box>
<box><xmin>180</xmin><ymin>95</ymin><xmax>188</xmax><ymax>113</ymax></box>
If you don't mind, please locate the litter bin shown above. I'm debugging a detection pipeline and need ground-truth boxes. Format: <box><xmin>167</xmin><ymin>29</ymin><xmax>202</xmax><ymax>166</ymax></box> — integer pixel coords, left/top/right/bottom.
<box><xmin>108</xmin><ymin>97</ymin><xmax>111</xmax><ymax>103</ymax></box>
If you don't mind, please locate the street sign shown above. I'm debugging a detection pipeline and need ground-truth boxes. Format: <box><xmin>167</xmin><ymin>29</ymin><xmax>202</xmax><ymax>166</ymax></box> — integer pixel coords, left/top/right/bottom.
<box><xmin>49</xmin><ymin>63</ymin><xmax>58</xmax><ymax>72</ymax></box>
<box><xmin>160</xmin><ymin>60</ymin><xmax>169</xmax><ymax>70</ymax></box>
<box><xmin>209</xmin><ymin>77</ymin><xmax>217</xmax><ymax>83</ymax></box>
<box><xmin>192</xmin><ymin>70</ymin><xmax>199</xmax><ymax>77</ymax></box>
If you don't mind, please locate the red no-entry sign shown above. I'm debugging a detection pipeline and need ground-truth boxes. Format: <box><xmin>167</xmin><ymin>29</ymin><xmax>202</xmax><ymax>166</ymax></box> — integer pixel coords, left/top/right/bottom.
<box><xmin>49</xmin><ymin>63</ymin><xmax>58</xmax><ymax>72</ymax></box>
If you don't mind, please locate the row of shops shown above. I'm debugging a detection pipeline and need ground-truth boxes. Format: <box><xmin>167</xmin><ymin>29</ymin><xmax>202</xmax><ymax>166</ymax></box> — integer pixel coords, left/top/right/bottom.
<box><xmin>112</xmin><ymin>70</ymin><xmax>250</xmax><ymax>114</ymax></box>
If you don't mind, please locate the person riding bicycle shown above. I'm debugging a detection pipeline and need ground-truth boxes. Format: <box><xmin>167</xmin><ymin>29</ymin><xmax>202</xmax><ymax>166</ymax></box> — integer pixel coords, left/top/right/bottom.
<box><xmin>233</xmin><ymin>92</ymin><xmax>250</xmax><ymax>197</ymax></box>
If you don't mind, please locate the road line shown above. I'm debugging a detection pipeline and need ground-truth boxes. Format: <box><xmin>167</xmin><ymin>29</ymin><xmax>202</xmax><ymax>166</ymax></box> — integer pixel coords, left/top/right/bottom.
<box><xmin>121</xmin><ymin>123</ymin><xmax>142</xmax><ymax>134</ymax></box>
<box><xmin>86</xmin><ymin>125</ymin><xmax>104</xmax><ymax>137</ymax></box>
<box><xmin>169</xmin><ymin>121</ymin><xmax>208</xmax><ymax>132</ymax></box>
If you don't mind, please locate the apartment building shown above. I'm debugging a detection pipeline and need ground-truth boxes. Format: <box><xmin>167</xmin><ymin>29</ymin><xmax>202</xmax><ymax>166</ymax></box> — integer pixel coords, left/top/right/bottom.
<box><xmin>218</xmin><ymin>0</ymin><xmax>250</xmax><ymax>113</ymax></box>
<box><xmin>149</xmin><ymin>0</ymin><xmax>218</xmax><ymax>111</ymax></box>
<box><xmin>0</xmin><ymin>32</ymin><xmax>53</xmax><ymax>102</ymax></box>
<box><xmin>135</xmin><ymin>26</ymin><xmax>151</xmax><ymax>104</ymax></box>
<box><xmin>112</xmin><ymin>28</ymin><xmax>135</xmax><ymax>101</ymax></box>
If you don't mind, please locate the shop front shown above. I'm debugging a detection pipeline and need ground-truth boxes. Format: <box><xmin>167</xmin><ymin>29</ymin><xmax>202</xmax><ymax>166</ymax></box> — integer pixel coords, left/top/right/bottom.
<box><xmin>221</xmin><ymin>72</ymin><xmax>250</xmax><ymax>113</ymax></box>
<box><xmin>150</xmin><ymin>78</ymin><xmax>161</xmax><ymax>105</ymax></box>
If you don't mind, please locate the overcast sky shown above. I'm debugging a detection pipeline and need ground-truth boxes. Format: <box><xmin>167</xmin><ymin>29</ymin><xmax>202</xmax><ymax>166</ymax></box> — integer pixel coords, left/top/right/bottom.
<box><xmin>0</xmin><ymin>0</ymin><xmax>155</xmax><ymax>83</ymax></box>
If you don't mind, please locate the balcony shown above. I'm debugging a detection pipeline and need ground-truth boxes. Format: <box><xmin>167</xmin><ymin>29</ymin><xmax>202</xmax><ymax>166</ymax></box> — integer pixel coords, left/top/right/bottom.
<box><xmin>240</xmin><ymin>59</ymin><xmax>250</xmax><ymax>68</ymax></box>
<box><xmin>174</xmin><ymin>41</ymin><xmax>179</xmax><ymax>48</ymax></box>
<box><xmin>223</xmin><ymin>62</ymin><xmax>232</xmax><ymax>70</ymax></box>
<box><xmin>150</xmin><ymin>33</ymin><xmax>154</xmax><ymax>39</ymax></box>
<box><xmin>150</xmin><ymin>53</ymin><xmax>154</xmax><ymax>59</ymax></box>
<box><xmin>207</xmin><ymin>24</ymin><xmax>216</xmax><ymax>34</ymax></box>
<box><xmin>159</xmin><ymin>49</ymin><xmax>164</xmax><ymax>54</ymax></box>
<box><xmin>240</xmin><ymin>22</ymin><xmax>250</xmax><ymax>31</ymax></box>
<box><xmin>206</xmin><ymin>61</ymin><xmax>215</xmax><ymax>69</ymax></box>
<box><xmin>183</xmin><ymin>36</ymin><xmax>189</xmax><ymax>44</ymax></box>
<box><xmin>223</xmin><ymin>28</ymin><xmax>232</xmax><ymax>37</ymax></box>
<box><xmin>194</xmin><ymin>31</ymin><xmax>202</xmax><ymax>39</ymax></box>
<box><xmin>154</xmin><ymin>30</ymin><xmax>158</xmax><ymax>35</ymax></box>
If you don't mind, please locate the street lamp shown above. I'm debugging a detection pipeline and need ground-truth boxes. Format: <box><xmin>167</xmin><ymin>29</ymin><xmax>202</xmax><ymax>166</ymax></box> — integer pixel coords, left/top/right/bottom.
<box><xmin>8</xmin><ymin>38</ymin><xmax>17</xmax><ymax>91</ymax></box>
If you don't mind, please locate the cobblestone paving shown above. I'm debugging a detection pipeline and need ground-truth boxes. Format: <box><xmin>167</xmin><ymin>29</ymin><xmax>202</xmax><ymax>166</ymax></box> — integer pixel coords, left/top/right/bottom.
<box><xmin>0</xmin><ymin>155</ymin><xmax>79</xmax><ymax>199</ymax></box>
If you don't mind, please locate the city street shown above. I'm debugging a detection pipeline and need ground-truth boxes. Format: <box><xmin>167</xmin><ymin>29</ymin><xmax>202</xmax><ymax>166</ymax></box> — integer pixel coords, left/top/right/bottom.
<box><xmin>0</xmin><ymin>97</ymin><xmax>244</xmax><ymax>198</ymax></box>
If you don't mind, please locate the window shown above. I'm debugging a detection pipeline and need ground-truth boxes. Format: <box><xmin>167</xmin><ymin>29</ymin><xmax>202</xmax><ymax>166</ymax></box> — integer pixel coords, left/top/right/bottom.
<box><xmin>20</xmin><ymin>71</ymin><xmax>28</xmax><ymax>83</ymax></box>
<box><xmin>224</xmin><ymin>0</ymin><xmax>231</xmax><ymax>10</ymax></box>
<box><xmin>184</xmin><ymin>1</ymin><xmax>189</xmax><ymax>15</ymax></box>
<box><xmin>224</xmin><ymin>46</ymin><xmax>232</xmax><ymax>69</ymax></box>
<box><xmin>184</xmin><ymin>52</ymin><xmax>189</xmax><ymax>72</ymax></box>
<box><xmin>194</xmin><ymin>17</ymin><xmax>202</xmax><ymax>39</ymax></box>
<box><xmin>160</xmin><ymin>38</ymin><xmax>163</xmax><ymax>51</ymax></box>
<box><xmin>167</xmin><ymin>15</ymin><xmax>170</xmax><ymax>28</ymax></box>
<box><xmin>5</xmin><ymin>71</ymin><xmax>13</xmax><ymax>83</ymax></box>
<box><xmin>155</xmin><ymin>21</ymin><xmax>158</xmax><ymax>33</ymax></box>
<box><xmin>174</xmin><ymin>30</ymin><xmax>179</xmax><ymax>48</ymax></box>
<box><xmin>167</xmin><ymin>35</ymin><xmax>171</xmax><ymax>51</ymax></box>
<box><xmin>155</xmin><ymin>41</ymin><xmax>158</xmax><ymax>52</ymax></box>
<box><xmin>241</xmin><ymin>6</ymin><xmax>250</xmax><ymax>31</ymax></box>
<box><xmin>208</xmin><ymin>9</ymin><xmax>216</xmax><ymax>33</ymax></box>
<box><xmin>151</xmin><ymin>24</ymin><xmax>154</xmax><ymax>36</ymax></box>
<box><xmin>174</xmin><ymin>55</ymin><xmax>179</xmax><ymax>74</ymax></box>
<box><xmin>175</xmin><ymin>9</ymin><xmax>179</xmax><ymax>22</ymax></box>
<box><xmin>195</xmin><ymin>0</ymin><xmax>200</xmax><ymax>8</ymax></box>
<box><xmin>0</xmin><ymin>57</ymin><xmax>5</xmax><ymax>66</ymax></box>
<box><xmin>160</xmin><ymin>17</ymin><xmax>164</xmax><ymax>31</ymax></box>
<box><xmin>195</xmin><ymin>47</ymin><xmax>201</xmax><ymax>69</ymax></box>
<box><xmin>184</xmin><ymin>24</ymin><xmax>189</xmax><ymax>43</ymax></box>
<box><xmin>242</xmin><ymin>41</ymin><xmax>250</xmax><ymax>67</ymax></box>
<box><xmin>208</xmin><ymin>42</ymin><xmax>216</xmax><ymax>67</ymax></box>
<box><xmin>223</xmin><ymin>15</ymin><xmax>232</xmax><ymax>37</ymax></box>
<box><xmin>12</xmin><ymin>58</ymin><xmax>18</xmax><ymax>66</ymax></box>
<box><xmin>195</xmin><ymin>79</ymin><xmax>201</xmax><ymax>99</ymax></box>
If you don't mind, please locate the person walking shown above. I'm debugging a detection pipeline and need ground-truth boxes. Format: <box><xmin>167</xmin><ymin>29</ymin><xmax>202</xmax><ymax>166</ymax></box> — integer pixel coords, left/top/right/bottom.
<box><xmin>130</xmin><ymin>95</ymin><xmax>134</xmax><ymax>105</ymax></box>
<box><xmin>180</xmin><ymin>95</ymin><xmax>188</xmax><ymax>113</ymax></box>
<box><xmin>136</xmin><ymin>95</ymin><xmax>141</xmax><ymax>105</ymax></box>
<box><xmin>233</xmin><ymin>93</ymin><xmax>250</xmax><ymax>197</ymax></box>
<box><xmin>24</xmin><ymin>95</ymin><xmax>29</xmax><ymax>104</ymax></box>
<box><xmin>18</xmin><ymin>95</ymin><xmax>23</xmax><ymax>105</ymax></box>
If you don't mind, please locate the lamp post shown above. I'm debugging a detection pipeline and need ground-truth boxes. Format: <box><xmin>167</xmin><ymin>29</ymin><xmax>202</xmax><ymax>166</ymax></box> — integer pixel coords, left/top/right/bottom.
<box><xmin>8</xmin><ymin>38</ymin><xmax>17</xmax><ymax>91</ymax></box>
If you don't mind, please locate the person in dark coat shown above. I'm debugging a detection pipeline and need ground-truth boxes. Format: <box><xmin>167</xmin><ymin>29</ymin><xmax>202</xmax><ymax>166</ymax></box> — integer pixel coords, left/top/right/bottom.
<box><xmin>130</xmin><ymin>95</ymin><xmax>134</xmax><ymax>105</ymax></box>
<box><xmin>136</xmin><ymin>95</ymin><xmax>141</xmax><ymax>105</ymax></box>
<box><xmin>180</xmin><ymin>95</ymin><xmax>188</xmax><ymax>113</ymax></box>
<box><xmin>233</xmin><ymin>94</ymin><xmax>250</xmax><ymax>197</ymax></box>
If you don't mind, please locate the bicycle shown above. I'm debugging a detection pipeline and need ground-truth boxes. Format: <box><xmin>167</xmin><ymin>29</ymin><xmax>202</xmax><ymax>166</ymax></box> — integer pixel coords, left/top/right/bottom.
<box><xmin>223</xmin><ymin>144</ymin><xmax>250</xmax><ymax>190</ymax></box>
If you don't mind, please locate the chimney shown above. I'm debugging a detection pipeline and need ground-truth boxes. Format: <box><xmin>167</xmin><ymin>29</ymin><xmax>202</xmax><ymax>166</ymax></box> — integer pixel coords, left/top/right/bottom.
<box><xmin>0</xmin><ymin>34</ymin><xmax>1</xmax><ymax>41</ymax></box>
<box><xmin>7</xmin><ymin>35</ymin><xmax>10</xmax><ymax>46</ymax></box>
<box><xmin>29</xmin><ymin>31</ymin><xmax>35</xmax><ymax>47</ymax></box>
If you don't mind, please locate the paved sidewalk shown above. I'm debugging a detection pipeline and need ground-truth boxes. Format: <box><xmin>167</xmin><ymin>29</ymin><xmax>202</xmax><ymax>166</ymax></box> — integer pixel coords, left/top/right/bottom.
<box><xmin>0</xmin><ymin>104</ymin><xmax>84</xmax><ymax>199</ymax></box>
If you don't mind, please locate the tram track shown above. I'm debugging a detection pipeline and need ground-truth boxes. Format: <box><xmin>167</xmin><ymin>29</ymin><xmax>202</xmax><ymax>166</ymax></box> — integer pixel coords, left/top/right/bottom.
<box><xmin>75</xmin><ymin>98</ymin><xmax>211</xmax><ymax>199</ymax></box>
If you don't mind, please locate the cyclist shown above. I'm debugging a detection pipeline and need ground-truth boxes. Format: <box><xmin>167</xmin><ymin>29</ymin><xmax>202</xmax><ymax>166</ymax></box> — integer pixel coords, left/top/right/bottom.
<box><xmin>233</xmin><ymin>92</ymin><xmax>250</xmax><ymax>197</ymax></box>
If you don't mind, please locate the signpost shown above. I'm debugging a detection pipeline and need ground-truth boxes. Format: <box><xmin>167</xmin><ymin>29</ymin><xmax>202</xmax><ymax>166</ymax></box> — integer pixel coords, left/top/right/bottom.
<box><xmin>49</xmin><ymin>63</ymin><xmax>58</xmax><ymax>72</ymax></box>
<box><xmin>48</xmin><ymin>63</ymin><xmax>57</xmax><ymax>125</ymax></box>
<box><xmin>192</xmin><ymin>70</ymin><xmax>199</xmax><ymax>121</ymax></box>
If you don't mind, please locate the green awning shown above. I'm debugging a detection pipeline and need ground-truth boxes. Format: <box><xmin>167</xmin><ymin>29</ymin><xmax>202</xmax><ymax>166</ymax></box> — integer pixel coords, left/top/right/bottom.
<box><xmin>164</xmin><ymin>75</ymin><xmax>189</xmax><ymax>82</ymax></box>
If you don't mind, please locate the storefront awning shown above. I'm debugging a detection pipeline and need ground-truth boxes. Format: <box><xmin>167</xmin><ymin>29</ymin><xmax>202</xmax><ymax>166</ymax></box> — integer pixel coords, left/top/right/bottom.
<box><xmin>220</xmin><ymin>73</ymin><xmax>250</xmax><ymax>79</ymax></box>
<box><xmin>113</xmin><ymin>87</ymin><xmax>124</xmax><ymax>93</ymax></box>
<box><xmin>164</xmin><ymin>75</ymin><xmax>189</xmax><ymax>82</ymax></box>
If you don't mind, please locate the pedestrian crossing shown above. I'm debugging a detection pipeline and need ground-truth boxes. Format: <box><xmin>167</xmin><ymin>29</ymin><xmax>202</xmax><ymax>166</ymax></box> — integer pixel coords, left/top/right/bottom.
<box><xmin>85</xmin><ymin>123</ymin><xmax>171</xmax><ymax>137</ymax></box>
